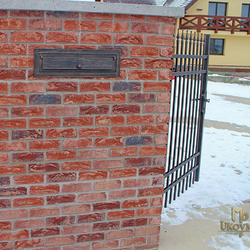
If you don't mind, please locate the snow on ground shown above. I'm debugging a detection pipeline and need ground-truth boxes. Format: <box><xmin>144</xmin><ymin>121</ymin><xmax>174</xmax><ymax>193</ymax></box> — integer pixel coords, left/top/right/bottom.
<box><xmin>161</xmin><ymin>81</ymin><xmax>250</xmax><ymax>248</ymax></box>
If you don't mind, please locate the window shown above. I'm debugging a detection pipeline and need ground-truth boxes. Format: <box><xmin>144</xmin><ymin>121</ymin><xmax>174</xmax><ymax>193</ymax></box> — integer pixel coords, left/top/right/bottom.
<box><xmin>242</xmin><ymin>4</ymin><xmax>250</xmax><ymax>17</ymax></box>
<box><xmin>210</xmin><ymin>39</ymin><xmax>224</xmax><ymax>55</ymax></box>
<box><xmin>208</xmin><ymin>2</ymin><xmax>227</xmax><ymax>16</ymax></box>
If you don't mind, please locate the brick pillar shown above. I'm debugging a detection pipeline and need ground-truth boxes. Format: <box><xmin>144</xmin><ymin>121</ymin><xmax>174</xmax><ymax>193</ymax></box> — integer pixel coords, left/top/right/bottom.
<box><xmin>0</xmin><ymin>10</ymin><xmax>174</xmax><ymax>250</ymax></box>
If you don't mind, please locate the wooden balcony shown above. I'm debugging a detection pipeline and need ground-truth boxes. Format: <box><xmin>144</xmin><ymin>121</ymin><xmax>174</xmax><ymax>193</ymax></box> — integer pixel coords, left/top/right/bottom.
<box><xmin>180</xmin><ymin>15</ymin><xmax>250</xmax><ymax>35</ymax></box>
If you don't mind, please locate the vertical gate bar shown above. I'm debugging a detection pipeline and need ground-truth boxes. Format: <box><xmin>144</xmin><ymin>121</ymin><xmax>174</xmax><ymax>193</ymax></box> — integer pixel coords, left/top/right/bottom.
<box><xmin>164</xmin><ymin>30</ymin><xmax>179</xmax><ymax>207</ymax></box>
<box><xmin>172</xmin><ymin>30</ymin><xmax>184</xmax><ymax>201</ymax></box>
<box><xmin>195</xmin><ymin>34</ymin><xmax>210</xmax><ymax>181</ymax></box>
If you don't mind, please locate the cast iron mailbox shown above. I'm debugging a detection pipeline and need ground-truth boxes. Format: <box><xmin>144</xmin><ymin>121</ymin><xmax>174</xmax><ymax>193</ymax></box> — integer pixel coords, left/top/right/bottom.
<box><xmin>34</xmin><ymin>49</ymin><xmax>120</xmax><ymax>77</ymax></box>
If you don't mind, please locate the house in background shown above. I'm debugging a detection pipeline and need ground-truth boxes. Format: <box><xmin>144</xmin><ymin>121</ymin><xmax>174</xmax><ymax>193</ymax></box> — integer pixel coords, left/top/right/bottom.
<box><xmin>169</xmin><ymin>0</ymin><xmax>250</xmax><ymax>72</ymax></box>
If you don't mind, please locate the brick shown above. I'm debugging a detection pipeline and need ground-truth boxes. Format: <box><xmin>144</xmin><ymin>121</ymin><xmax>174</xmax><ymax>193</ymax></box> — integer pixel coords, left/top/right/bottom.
<box><xmin>127</xmin><ymin>115</ymin><xmax>154</xmax><ymax>124</ymax></box>
<box><xmin>14</xmin><ymin>219</ymin><xmax>44</xmax><ymax>229</ymax></box>
<box><xmin>31</xmin><ymin>227</ymin><xmax>60</xmax><ymax>237</ymax></box>
<box><xmin>79</xmin><ymin>170</ymin><xmax>107</xmax><ymax>181</ymax></box>
<box><xmin>99</xmin><ymin>21</ymin><xmax>128</xmax><ymax>32</ymax></box>
<box><xmin>162</xmin><ymin>24</ymin><xmax>175</xmax><ymax>34</ymax></box>
<box><xmin>107</xmin><ymin>229</ymin><xmax>133</xmax><ymax>240</ymax></box>
<box><xmin>114</xmin><ymin>34</ymin><xmax>143</xmax><ymax>44</ymax></box>
<box><xmin>153</xmin><ymin>156</ymin><xmax>166</xmax><ymax>166</ymax></box>
<box><xmin>10</xmin><ymin>31</ymin><xmax>44</xmax><ymax>42</ymax></box>
<box><xmin>0</xmin><ymin>165</ymin><xmax>26</xmax><ymax>175</ymax></box>
<box><xmin>82</xmin><ymin>12</ymin><xmax>112</xmax><ymax>19</ymax></box>
<box><xmin>62</xmin><ymin>183</ymin><xmax>91</xmax><ymax>193</ymax></box>
<box><xmin>0</xmin><ymin>131</ymin><xmax>8</xmax><ymax>140</ymax></box>
<box><xmin>78</xmin><ymin>212</ymin><xmax>105</xmax><ymax>223</ymax></box>
<box><xmin>131</xmin><ymin>23</ymin><xmax>159</xmax><ymax>33</ymax></box>
<box><xmin>46</xmin><ymin>106</ymin><xmax>77</xmax><ymax>117</ymax></box>
<box><xmin>0</xmin><ymin>221</ymin><xmax>11</xmax><ymax>230</ymax></box>
<box><xmin>152</xmin><ymin>176</ymin><xmax>164</xmax><ymax>186</ymax></box>
<box><xmin>0</xmin><ymin>32</ymin><xmax>7</xmax><ymax>42</ymax></box>
<box><xmin>77</xmin><ymin>233</ymin><xmax>104</xmax><ymax>243</ymax></box>
<box><xmin>13</xmin><ymin>174</ymin><xmax>44</xmax><ymax>184</ymax></box>
<box><xmin>149</xmin><ymin>216</ymin><xmax>161</xmax><ymax>225</ymax></box>
<box><xmin>110</xmin><ymin>169</ymin><xmax>137</xmax><ymax>178</ymax></box>
<box><xmin>93</xmin><ymin>221</ymin><xmax>120</xmax><ymax>231</ymax></box>
<box><xmin>94</xmin><ymin>180</ymin><xmax>121</xmax><ymax>190</ymax></box>
<box><xmin>92</xmin><ymin>240</ymin><xmax>119</xmax><ymax>250</ymax></box>
<box><xmin>137</xmin><ymin>207</ymin><xmax>162</xmax><ymax>217</ymax></box>
<box><xmin>134</xmin><ymin>244</ymin><xmax>159</xmax><ymax>250</ymax></box>
<box><xmin>81</xmin><ymin>33</ymin><xmax>111</xmax><ymax>44</ymax></box>
<box><xmin>0</xmin><ymin>176</ymin><xmax>10</xmax><ymax>186</ymax></box>
<box><xmin>97</xmin><ymin>93</ymin><xmax>126</xmax><ymax>103</ymax></box>
<box><xmin>122</xmin><ymin>218</ymin><xmax>147</xmax><ymax>228</ymax></box>
<box><xmin>0</xmin><ymin>83</ymin><xmax>7</xmax><ymax>93</ymax></box>
<box><xmin>0</xmin><ymin>95</ymin><xmax>26</xmax><ymax>105</ymax></box>
<box><xmin>80</xmin><ymin>105</ymin><xmax>109</xmax><ymax>115</ymax></box>
<box><xmin>29</xmin><ymin>19</ymin><xmax>62</xmax><ymax>30</ymax></box>
<box><xmin>98</xmin><ymin>45</ymin><xmax>129</xmax><ymax>56</ymax></box>
<box><xmin>12</xmin><ymin>107</ymin><xmax>43</xmax><ymax>118</ymax></box>
<box><xmin>129</xmin><ymin>70</ymin><xmax>157</xmax><ymax>80</ymax></box>
<box><xmin>139</xmin><ymin>166</ymin><xmax>165</xmax><ymax>176</ymax></box>
<box><xmin>15</xmin><ymin>239</ymin><xmax>44</xmax><ymax>249</ymax></box>
<box><xmin>151</xmin><ymin>197</ymin><xmax>162</xmax><ymax>206</ymax></box>
<box><xmin>63</xmin><ymin>225</ymin><xmax>91</xmax><ymax>236</ymax></box>
<box><xmin>13</xmin><ymin>197</ymin><xmax>44</xmax><ymax>207</ymax></box>
<box><xmin>12</xmin><ymin>152</ymin><xmax>44</xmax><ymax>162</ymax></box>
<box><xmin>109</xmin><ymin>189</ymin><xmax>136</xmax><ymax>199</ymax></box>
<box><xmin>62</xmin><ymin>161</ymin><xmax>91</xmax><ymax>171</ymax></box>
<box><xmin>29</xmin><ymin>163</ymin><xmax>60</xmax><ymax>173</ymax></box>
<box><xmin>79</xmin><ymin>127</ymin><xmax>109</xmax><ymax>137</ymax></box>
<box><xmin>0</xmin><ymin>11</ymin><xmax>7</xmax><ymax>16</ymax></box>
<box><xmin>93</xmin><ymin>201</ymin><xmax>120</xmax><ymax>211</ymax></box>
<box><xmin>155</xmin><ymin>135</ymin><xmax>168</xmax><ymax>144</ymax></box>
<box><xmin>130</xmin><ymin>46</ymin><xmax>158</xmax><ymax>57</ymax></box>
<box><xmin>0</xmin><ymin>199</ymin><xmax>11</xmax><ymax>208</ymax></box>
<box><xmin>122</xmin><ymin>199</ymin><xmax>148</xmax><ymax>208</ymax></box>
<box><xmin>135</xmin><ymin>226</ymin><xmax>160</xmax><ymax>236</ymax></box>
<box><xmin>0</xmin><ymin>230</ymin><xmax>29</xmax><ymax>241</ymax></box>
<box><xmin>46</xmin><ymin>216</ymin><xmax>75</xmax><ymax>226</ymax></box>
<box><xmin>125</xmin><ymin>136</ymin><xmax>153</xmax><ymax>146</ymax></box>
<box><xmin>140</xmin><ymin>146</ymin><xmax>167</xmax><ymax>156</ymax></box>
<box><xmin>95</xmin><ymin>137</ymin><xmax>124</xmax><ymax>147</ymax></box>
<box><xmin>47</xmin><ymin>82</ymin><xmax>78</xmax><ymax>92</ymax></box>
<box><xmin>29</xmin><ymin>94</ymin><xmax>61</xmax><ymax>104</ymax></box>
<box><xmin>47</xmin><ymin>194</ymin><xmax>75</xmax><ymax>204</ymax></box>
<box><xmin>147</xmin><ymin>16</ymin><xmax>175</xmax><ymax>23</ymax></box>
<box><xmin>123</xmin><ymin>179</ymin><xmax>150</xmax><ymax>188</ymax></box>
<box><xmin>64</xmin><ymin>94</ymin><xmax>94</xmax><ymax>104</ymax></box>
<box><xmin>112</xmin><ymin>104</ymin><xmax>140</xmax><ymax>114</ymax></box>
<box><xmin>46</xmin><ymin>128</ymin><xmax>77</xmax><ymax>139</ymax></box>
<box><xmin>128</xmin><ymin>93</ymin><xmax>155</xmax><ymax>103</ymax></box>
<box><xmin>0</xmin><ymin>56</ymin><xmax>8</xmax><ymax>68</ymax></box>
<box><xmin>0</xmin><ymin>242</ymin><xmax>12</xmax><ymax>250</ymax></box>
<box><xmin>46</xmin><ymin>32</ymin><xmax>78</xmax><ymax>43</ymax></box>
<box><xmin>146</xmin><ymin>36</ymin><xmax>174</xmax><ymax>46</ymax></box>
<box><xmin>30</xmin><ymin>207</ymin><xmax>60</xmax><ymax>217</ymax></box>
<box><xmin>148</xmin><ymin>235</ymin><xmax>160</xmax><ymax>244</ymax></box>
<box><xmin>115</xmin><ymin>14</ymin><xmax>144</xmax><ymax>21</ymax></box>
<box><xmin>113</xmin><ymin>81</ymin><xmax>141</xmax><ymax>91</ymax></box>
<box><xmin>145</xmin><ymin>59</ymin><xmax>172</xmax><ymax>69</ymax></box>
<box><xmin>0</xmin><ymin>69</ymin><xmax>26</xmax><ymax>80</ymax></box>
<box><xmin>63</xmin><ymin>117</ymin><xmax>93</xmax><ymax>127</ymax></box>
<box><xmin>47</xmin><ymin>11</ymin><xmax>79</xmax><ymax>18</ymax></box>
<box><xmin>46</xmin><ymin>235</ymin><xmax>75</xmax><ymax>246</ymax></box>
<box><xmin>29</xmin><ymin>44</ymin><xmax>62</xmax><ymax>54</ymax></box>
<box><xmin>30</xmin><ymin>185</ymin><xmax>60</xmax><ymax>195</ymax></box>
<box><xmin>64</xmin><ymin>20</ymin><xmax>96</xmax><ymax>31</ymax></box>
<box><xmin>0</xmin><ymin>18</ymin><xmax>26</xmax><ymax>30</ymax></box>
<box><xmin>63</xmin><ymin>244</ymin><xmax>90</xmax><ymax>250</ymax></box>
<box><xmin>160</xmin><ymin>47</ymin><xmax>173</xmax><ymax>57</ymax></box>
<box><xmin>79</xmin><ymin>149</ymin><xmax>108</xmax><ymax>159</ymax></box>
<box><xmin>0</xmin><ymin>209</ymin><xmax>28</xmax><ymax>220</ymax></box>
<box><xmin>11</xmin><ymin>82</ymin><xmax>44</xmax><ymax>93</ymax></box>
<box><xmin>94</xmin><ymin>159</ymin><xmax>122</xmax><ymax>169</ymax></box>
<box><xmin>121</xmin><ymin>237</ymin><xmax>146</xmax><ymax>247</ymax></box>
<box><xmin>0</xmin><ymin>153</ymin><xmax>9</xmax><ymax>164</ymax></box>
<box><xmin>10</xmin><ymin>10</ymin><xmax>44</xmax><ymax>17</ymax></box>
<box><xmin>143</xmin><ymin>103</ymin><xmax>170</xmax><ymax>113</ymax></box>
<box><xmin>80</xmin><ymin>82</ymin><xmax>110</xmax><ymax>92</ymax></box>
<box><xmin>78</xmin><ymin>193</ymin><xmax>106</xmax><ymax>203</ymax></box>
<box><xmin>96</xmin><ymin>115</ymin><xmax>124</xmax><ymax>125</ymax></box>
<box><xmin>144</xmin><ymin>81</ymin><xmax>171</xmax><ymax>91</ymax></box>
<box><xmin>159</xmin><ymin>70</ymin><xmax>172</xmax><ymax>80</ymax></box>
<box><xmin>110</xmin><ymin>147</ymin><xmax>137</xmax><ymax>157</ymax></box>
<box><xmin>141</xmin><ymin>125</ymin><xmax>168</xmax><ymax>134</ymax></box>
<box><xmin>158</xmin><ymin>93</ymin><xmax>171</xmax><ymax>104</ymax></box>
<box><xmin>63</xmin><ymin>138</ymin><xmax>92</xmax><ymax>149</ymax></box>
<box><xmin>47</xmin><ymin>172</ymin><xmax>76</xmax><ymax>183</ymax></box>
<box><xmin>0</xmin><ymin>44</ymin><xmax>26</xmax><ymax>54</ymax></box>
<box><xmin>10</xmin><ymin>56</ymin><xmax>34</xmax><ymax>67</ymax></box>
<box><xmin>30</xmin><ymin>140</ymin><xmax>60</xmax><ymax>150</ymax></box>
<box><xmin>46</xmin><ymin>150</ymin><xmax>76</xmax><ymax>160</ymax></box>
<box><xmin>121</xmin><ymin>58</ymin><xmax>142</xmax><ymax>69</ymax></box>
<box><xmin>62</xmin><ymin>204</ymin><xmax>91</xmax><ymax>214</ymax></box>
<box><xmin>138</xmin><ymin>187</ymin><xmax>163</xmax><ymax>197</ymax></box>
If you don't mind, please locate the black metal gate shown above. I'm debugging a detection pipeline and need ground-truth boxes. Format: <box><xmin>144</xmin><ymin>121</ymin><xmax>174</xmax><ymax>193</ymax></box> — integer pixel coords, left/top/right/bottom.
<box><xmin>163</xmin><ymin>30</ymin><xmax>210</xmax><ymax>207</ymax></box>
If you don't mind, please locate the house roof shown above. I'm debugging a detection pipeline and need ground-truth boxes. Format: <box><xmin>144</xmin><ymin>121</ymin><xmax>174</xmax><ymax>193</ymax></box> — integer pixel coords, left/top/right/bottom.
<box><xmin>164</xmin><ymin>0</ymin><xmax>197</xmax><ymax>9</ymax></box>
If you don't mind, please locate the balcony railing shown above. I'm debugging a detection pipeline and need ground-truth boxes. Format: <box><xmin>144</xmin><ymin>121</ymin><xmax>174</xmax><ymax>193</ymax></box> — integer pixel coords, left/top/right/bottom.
<box><xmin>180</xmin><ymin>15</ymin><xmax>250</xmax><ymax>35</ymax></box>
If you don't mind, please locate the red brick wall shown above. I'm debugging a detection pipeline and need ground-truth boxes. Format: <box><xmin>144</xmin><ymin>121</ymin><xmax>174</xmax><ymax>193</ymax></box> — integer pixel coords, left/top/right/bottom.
<box><xmin>0</xmin><ymin>10</ymin><xmax>174</xmax><ymax>250</ymax></box>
